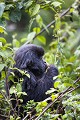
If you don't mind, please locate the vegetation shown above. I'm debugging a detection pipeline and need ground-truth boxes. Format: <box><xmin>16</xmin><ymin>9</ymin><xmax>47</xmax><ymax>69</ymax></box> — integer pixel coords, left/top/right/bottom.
<box><xmin>0</xmin><ymin>0</ymin><xmax>80</xmax><ymax>120</ymax></box>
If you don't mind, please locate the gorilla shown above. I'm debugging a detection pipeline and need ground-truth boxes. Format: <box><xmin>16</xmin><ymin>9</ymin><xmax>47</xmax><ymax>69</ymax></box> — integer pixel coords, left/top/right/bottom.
<box><xmin>9</xmin><ymin>44</ymin><xmax>58</xmax><ymax>106</ymax></box>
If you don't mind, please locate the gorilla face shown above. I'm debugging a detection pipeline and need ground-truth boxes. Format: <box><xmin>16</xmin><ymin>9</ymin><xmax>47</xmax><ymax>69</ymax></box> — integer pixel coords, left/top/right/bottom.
<box><xmin>27</xmin><ymin>51</ymin><xmax>47</xmax><ymax>77</ymax></box>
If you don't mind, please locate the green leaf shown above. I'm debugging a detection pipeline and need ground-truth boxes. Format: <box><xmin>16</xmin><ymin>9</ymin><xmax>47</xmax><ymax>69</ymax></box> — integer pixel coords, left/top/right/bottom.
<box><xmin>0</xmin><ymin>26</ymin><xmax>5</xmax><ymax>33</ymax></box>
<box><xmin>24</xmin><ymin>1</ymin><xmax>33</xmax><ymax>9</ymax></box>
<box><xmin>54</xmin><ymin>80</ymin><xmax>60</xmax><ymax>88</ymax></box>
<box><xmin>64</xmin><ymin>83</ymin><xmax>72</xmax><ymax>87</ymax></box>
<box><xmin>51</xmin><ymin>94</ymin><xmax>58</xmax><ymax>101</ymax></box>
<box><xmin>0</xmin><ymin>3</ymin><xmax>5</xmax><ymax>17</ymax></box>
<box><xmin>16</xmin><ymin>83</ymin><xmax>22</xmax><ymax>92</ymax></box>
<box><xmin>1</xmin><ymin>71</ymin><xmax>6</xmax><ymax>79</ymax></box>
<box><xmin>27</xmin><ymin>32</ymin><xmax>36</xmax><ymax>42</ymax></box>
<box><xmin>17</xmin><ymin>92</ymin><xmax>27</xmax><ymax>98</ymax></box>
<box><xmin>20</xmin><ymin>38</ymin><xmax>27</xmax><ymax>43</ymax></box>
<box><xmin>0</xmin><ymin>64</ymin><xmax>5</xmax><ymax>71</ymax></box>
<box><xmin>33</xmin><ymin>27</ymin><xmax>41</xmax><ymax>34</ymax></box>
<box><xmin>31</xmin><ymin>4</ymin><xmax>40</xmax><ymax>16</ymax></box>
<box><xmin>9</xmin><ymin>10</ymin><xmax>21</xmax><ymax>22</ymax></box>
<box><xmin>0</xmin><ymin>93</ymin><xmax>3</xmax><ymax>98</ymax></box>
<box><xmin>52</xmin><ymin>1</ymin><xmax>62</xmax><ymax>7</ymax></box>
<box><xmin>0</xmin><ymin>50</ymin><xmax>13</xmax><ymax>58</ymax></box>
<box><xmin>36</xmin><ymin>15</ymin><xmax>43</xmax><ymax>27</ymax></box>
<box><xmin>16</xmin><ymin>117</ymin><xmax>21</xmax><ymax>120</ymax></box>
<box><xmin>55</xmin><ymin>18</ymin><xmax>61</xmax><ymax>31</ymax></box>
<box><xmin>10</xmin><ymin>115</ymin><xmax>14</xmax><ymax>120</ymax></box>
<box><xmin>76</xmin><ymin>66</ymin><xmax>80</xmax><ymax>72</ymax></box>
<box><xmin>21</xmin><ymin>92</ymin><xmax>27</xmax><ymax>95</ymax></box>
<box><xmin>46</xmin><ymin>88</ymin><xmax>57</xmax><ymax>94</ymax></box>
<box><xmin>13</xmin><ymin>39</ymin><xmax>20</xmax><ymax>47</ymax></box>
<box><xmin>51</xmin><ymin>114</ymin><xmax>60</xmax><ymax>119</ymax></box>
<box><xmin>10</xmin><ymin>86</ymin><xmax>17</xmax><ymax>94</ymax></box>
<box><xmin>65</xmin><ymin>63</ymin><xmax>73</xmax><ymax>72</ymax></box>
<box><xmin>0</xmin><ymin>52</ymin><xmax>5</xmax><ymax>57</ymax></box>
<box><xmin>3</xmin><ymin>12</ymin><xmax>9</xmax><ymax>20</ymax></box>
<box><xmin>37</xmin><ymin>35</ymin><xmax>46</xmax><ymax>45</ymax></box>
<box><xmin>70</xmin><ymin>8</ymin><xmax>74</xmax><ymax>13</ymax></box>
<box><xmin>41</xmin><ymin>101</ymin><xmax>47</xmax><ymax>107</ymax></box>
<box><xmin>0</xmin><ymin>37</ymin><xmax>6</xmax><ymax>44</ymax></box>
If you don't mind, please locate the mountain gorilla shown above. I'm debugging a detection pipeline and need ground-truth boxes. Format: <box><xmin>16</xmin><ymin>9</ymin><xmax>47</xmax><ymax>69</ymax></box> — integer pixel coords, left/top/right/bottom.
<box><xmin>9</xmin><ymin>44</ymin><xmax>58</xmax><ymax>107</ymax></box>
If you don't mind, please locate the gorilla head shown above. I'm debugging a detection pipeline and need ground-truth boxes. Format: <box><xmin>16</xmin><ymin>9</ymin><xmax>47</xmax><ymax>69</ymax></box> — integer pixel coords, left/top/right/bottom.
<box><xmin>14</xmin><ymin>44</ymin><xmax>47</xmax><ymax>78</ymax></box>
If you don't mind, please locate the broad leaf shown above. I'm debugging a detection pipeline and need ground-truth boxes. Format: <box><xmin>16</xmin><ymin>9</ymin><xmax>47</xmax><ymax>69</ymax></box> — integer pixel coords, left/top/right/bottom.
<box><xmin>54</xmin><ymin>81</ymin><xmax>60</xmax><ymax>88</ymax></box>
<box><xmin>51</xmin><ymin>94</ymin><xmax>58</xmax><ymax>101</ymax></box>
<box><xmin>27</xmin><ymin>32</ymin><xmax>36</xmax><ymax>42</ymax></box>
<box><xmin>16</xmin><ymin>83</ymin><xmax>22</xmax><ymax>92</ymax></box>
<box><xmin>0</xmin><ymin>64</ymin><xmax>5</xmax><ymax>71</ymax></box>
<box><xmin>37</xmin><ymin>35</ymin><xmax>46</xmax><ymax>45</ymax></box>
<box><xmin>0</xmin><ymin>37</ymin><xmax>6</xmax><ymax>44</ymax></box>
<box><xmin>0</xmin><ymin>26</ymin><xmax>5</xmax><ymax>33</ymax></box>
<box><xmin>52</xmin><ymin>1</ymin><xmax>62</xmax><ymax>7</ymax></box>
<box><xmin>31</xmin><ymin>4</ymin><xmax>40</xmax><ymax>16</ymax></box>
<box><xmin>10</xmin><ymin>86</ymin><xmax>17</xmax><ymax>94</ymax></box>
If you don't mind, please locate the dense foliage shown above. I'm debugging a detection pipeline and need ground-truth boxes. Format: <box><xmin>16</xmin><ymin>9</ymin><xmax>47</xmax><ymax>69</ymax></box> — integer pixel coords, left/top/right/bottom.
<box><xmin>0</xmin><ymin>0</ymin><xmax>80</xmax><ymax>120</ymax></box>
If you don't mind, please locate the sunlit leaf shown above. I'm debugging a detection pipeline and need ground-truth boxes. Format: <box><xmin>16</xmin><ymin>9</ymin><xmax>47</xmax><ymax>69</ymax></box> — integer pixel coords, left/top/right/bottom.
<box><xmin>55</xmin><ymin>18</ymin><xmax>61</xmax><ymax>31</ymax></box>
<box><xmin>36</xmin><ymin>15</ymin><xmax>43</xmax><ymax>27</ymax></box>
<box><xmin>37</xmin><ymin>35</ymin><xmax>46</xmax><ymax>45</ymax></box>
<box><xmin>19</xmin><ymin>98</ymin><xmax>23</xmax><ymax>103</ymax></box>
<box><xmin>51</xmin><ymin>94</ymin><xmax>58</xmax><ymax>101</ymax></box>
<box><xmin>0</xmin><ymin>37</ymin><xmax>6</xmax><ymax>44</ymax></box>
<box><xmin>70</xmin><ymin>8</ymin><xmax>74</xmax><ymax>13</ymax></box>
<box><xmin>0</xmin><ymin>26</ymin><xmax>5</xmax><ymax>33</ymax></box>
<box><xmin>41</xmin><ymin>101</ymin><xmax>47</xmax><ymax>107</ymax></box>
<box><xmin>65</xmin><ymin>63</ymin><xmax>73</xmax><ymax>72</ymax></box>
<box><xmin>24</xmin><ymin>1</ymin><xmax>33</xmax><ymax>9</ymax></box>
<box><xmin>31</xmin><ymin>4</ymin><xmax>40</xmax><ymax>16</ymax></box>
<box><xmin>33</xmin><ymin>27</ymin><xmax>41</xmax><ymax>34</ymax></box>
<box><xmin>27</xmin><ymin>32</ymin><xmax>36</xmax><ymax>42</ymax></box>
<box><xmin>46</xmin><ymin>88</ymin><xmax>57</xmax><ymax>94</ymax></box>
<box><xmin>22</xmin><ymin>92</ymin><xmax>27</xmax><ymax>95</ymax></box>
<box><xmin>16</xmin><ymin>117</ymin><xmax>21</xmax><ymax>120</ymax></box>
<box><xmin>10</xmin><ymin>115</ymin><xmax>14</xmax><ymax>120</ymax></box>
<box><xmin>0</xmin><ymin>93</ymin><xmax>3</xmax><ymax>98</ymax></box>
<box><xmin>10</xmin><ymin>86</ymin><xmax>17</xmax><ymax>94</ymax></box>
<box><xmin>76</xmin><ymin>66</ymin><xmax>80</xmax><ymax>72</ymax></box>
<box><xmin>13</xmin><ymin>39</ymin><xmax>20</xmax><ymax>47</ymax></box>
<box><xmin>64</xmin><ymin>83</ymin><xmax>72</xmax><ymax>87</ymax></box>
<box><xmin>20</xmin><ymin>38</ymin><xmax>27</xmax><ymax>43</ymax></box>
<box><xmin>3</xmin><ymin>12</ymin><xmax>9</xmax><ymax>20</ymax></box>
<box><xmin>16</xmin><ymin>83</ymin><xmax>22</xmax><ymax>92</ymax></box>
<box><xmin>52</xmin><ymin>1</ymin><xmax>62</xmax><ymax>7</ymax></box>
<box><xmin>54</xmin><ymin>80</ymin><xmax>60</xmax><ymax>88</ymax></box>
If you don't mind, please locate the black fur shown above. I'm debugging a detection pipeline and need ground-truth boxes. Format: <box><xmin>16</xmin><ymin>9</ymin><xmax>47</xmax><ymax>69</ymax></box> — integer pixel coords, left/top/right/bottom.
<box><xmin>9</xmin><ymin>44</ymin><xmax>58</xmax><ymax>105</ymax></box>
